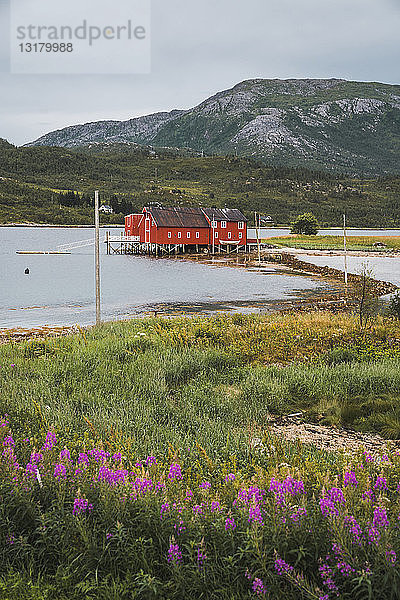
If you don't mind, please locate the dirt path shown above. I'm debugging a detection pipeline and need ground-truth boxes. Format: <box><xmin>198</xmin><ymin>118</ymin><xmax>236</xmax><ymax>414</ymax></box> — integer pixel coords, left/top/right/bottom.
<box><xmin>264</xmin><ymin>416</ymin><xmax>399</xmax><ymax>457</ymax></box>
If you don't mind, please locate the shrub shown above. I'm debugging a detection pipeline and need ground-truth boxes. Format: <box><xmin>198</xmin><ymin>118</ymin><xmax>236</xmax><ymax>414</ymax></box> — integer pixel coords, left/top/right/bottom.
<box><xmin>290</xmin><ymin>213</ymin><xmax>319</xmax><ymax>235</ymax></box>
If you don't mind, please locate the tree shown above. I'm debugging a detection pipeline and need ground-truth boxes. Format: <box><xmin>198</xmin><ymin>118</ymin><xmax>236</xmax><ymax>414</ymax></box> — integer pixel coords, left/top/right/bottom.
<box><xmin>290</xmin><ymin>213</ymin><xmax>319</xmax><ymax>235</ymax></box>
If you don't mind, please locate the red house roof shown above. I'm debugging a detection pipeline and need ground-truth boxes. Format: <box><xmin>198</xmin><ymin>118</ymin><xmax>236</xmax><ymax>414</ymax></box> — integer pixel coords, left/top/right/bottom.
<box><xmin>201</xmin><ymin>208</ymin><xmax>247</xmax><ymax>222</ymax></box>
<box><xmin>144</xmin><ymin>206</ymin><xmax>209</xmax><ymax>228</ymax></box>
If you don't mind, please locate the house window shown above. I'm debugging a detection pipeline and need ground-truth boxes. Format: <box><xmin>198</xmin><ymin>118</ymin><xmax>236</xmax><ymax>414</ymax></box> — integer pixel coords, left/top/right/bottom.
<box><xmin>187</xmin><ymin>231</ymin><xmax>191</xmax><ymax>238</ymax></box>
<box><xmin>215</xmin><ymin>232</ymin><xmax>218</xmax><ymax>238</ymax></box>
<box><xmin>228</xmin><ymin>232</ymin><xmax>232</xmax><ymax>239</ymax></box>
<box><xmin>196</xmin><ymin>232</ymin><xmax>200</xmax><ymax>239</ymax></box>
<box><xmin>238</xmin><ymin>221</ymin><xmax>244</xmax><ymax>229</ymax></box>
<box><xmin>168</xmin><ymin>232</ymin><xmax>172</xmax><ymax>238</ymax></box>
<box><xmin>220</xmin><ymin>221</ymin><xmax>227</xmax><ymax>228</ymax></box>
<box><xmin>211</xmin><ymin>220</ymin><xmax>217</xmax><ymax>228</ymax></box>
<box><xmin>239</xmin><ymin>232</ymin><xmax>243</xmax><ymax>239</ymax></box>
<box><xmin>178</xmin><ymin>232</ymin><xmax>182</xmax><ymax>239</ymax></box>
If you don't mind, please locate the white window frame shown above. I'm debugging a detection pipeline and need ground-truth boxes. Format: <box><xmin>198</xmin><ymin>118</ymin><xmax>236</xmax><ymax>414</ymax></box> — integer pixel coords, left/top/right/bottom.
<box><xmin>196</xmin><ymin>231</ymin><xmax>200</xmax><ymax>239</ymax></box>
<box><xmin>228</xmin><ymin>232</ymin><xmax>232</xmax><ymax>239</ymax></box>
<box><xmin>220</xmin><ymin>221</ymin><xmax>227</xmax><ymax>228</ymax></box>
<box><xmin>177</xmin><ymin>231</ymin><xmax>182</xmax><ymax>239</ymax></box>
<box><xmin>187</xmin><ymin>231</ymin><xmax>191</xmax><ymax>238</ymax></box>
<box><xmin>215</xmin><ymin>232</ymin><xmax>218</xmax><ymax>238</ymax></box>
<box><xmin>211</xmin><ymin>220</ymin><xmax>217</xmax><ymax>229</ymax></box>
<box><xmin>238</xmin><ymin>221</ymin><xmax>244</xmax><ymax>229</ymax></box>
<box><xmin>168</xmin><ymin>232</ymin><xmax>172</xmax><ymax>239</ymax></box>
<box><xmin>239</xmin><ymin>232</ymin><xmax>243</xmax><ymax>239</ymax></box>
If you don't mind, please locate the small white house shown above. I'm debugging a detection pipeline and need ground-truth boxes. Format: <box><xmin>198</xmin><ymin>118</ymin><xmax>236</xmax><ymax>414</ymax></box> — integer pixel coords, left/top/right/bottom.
<box><xmin>99</xmin><ymin>205</ymin><xmax>113</xmax><ymax>214</ymax></box>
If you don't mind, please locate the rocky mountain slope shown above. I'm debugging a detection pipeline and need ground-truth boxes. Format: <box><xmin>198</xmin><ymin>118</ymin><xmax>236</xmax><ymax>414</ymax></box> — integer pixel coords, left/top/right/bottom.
<box><xmin>28</xmin><ymin>78</ymin><xmax>400</xmax><ymax>175</ymax></box>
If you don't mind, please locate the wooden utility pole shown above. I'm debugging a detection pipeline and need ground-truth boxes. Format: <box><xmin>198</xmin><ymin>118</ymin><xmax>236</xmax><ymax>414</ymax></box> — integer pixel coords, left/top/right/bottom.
<box><xmin>212</xmin><ymin>212</ymin><xmax>215</xmax><ymax>255</ymax></box>
<box><xmin>94</xmin><ymin>190</ymin><xmax>101</xmax><ymax>325</ymax></box>
<box><xmin>343</xmin><ymin>213</ymin><xmax>348</xmax><ymax>288</ymax></box>
<box><xmin>255</xmin><ymin>212</ymin><xmax>261</xmax><ymax>265</ymax></box>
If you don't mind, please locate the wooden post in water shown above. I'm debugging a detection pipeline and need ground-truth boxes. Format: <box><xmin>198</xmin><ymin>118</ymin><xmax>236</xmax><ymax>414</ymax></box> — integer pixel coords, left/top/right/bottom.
<box><xmin>94</xmin><ymin>191</ymin><xmax>101</xmax><ymax>325</ymax></box>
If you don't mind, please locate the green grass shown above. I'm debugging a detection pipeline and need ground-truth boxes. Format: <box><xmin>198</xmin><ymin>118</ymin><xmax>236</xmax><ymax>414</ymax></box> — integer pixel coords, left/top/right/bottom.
<box><xmin>1</xmin><ymin>313</ymin><xmax>400</xmax><ymax>598</ymax></box>
<box><xmin>270</xmin><ymin>235</ymin><xmax>400</xmax><ymax>252</ymax></box>
<box><xmin>1</xmin><ymin>313</ymin><xmax>400</xmax><ymax>453</ymax></box>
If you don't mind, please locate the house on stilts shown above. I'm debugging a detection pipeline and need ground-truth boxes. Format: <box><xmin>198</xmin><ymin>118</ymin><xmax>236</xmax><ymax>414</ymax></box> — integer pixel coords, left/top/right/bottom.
<box><xmin>106</xmin><ymin>206</ymin><xmax>250</xmax><ymax>255</ymax></box>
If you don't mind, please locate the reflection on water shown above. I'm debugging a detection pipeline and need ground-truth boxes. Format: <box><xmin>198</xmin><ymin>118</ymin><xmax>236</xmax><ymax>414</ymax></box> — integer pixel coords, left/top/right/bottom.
<box><xmin>0</xmin><ymin>227</ymin><xmax>333</xmax><ymax>328</ymax></box>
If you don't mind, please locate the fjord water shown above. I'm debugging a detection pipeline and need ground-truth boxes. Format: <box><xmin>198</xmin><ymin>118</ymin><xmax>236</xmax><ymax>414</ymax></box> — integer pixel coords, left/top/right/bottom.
<box><xmin>0</xmin><ymin>227</ymin><xmax>332</xmax><ymax>328</ymax></box>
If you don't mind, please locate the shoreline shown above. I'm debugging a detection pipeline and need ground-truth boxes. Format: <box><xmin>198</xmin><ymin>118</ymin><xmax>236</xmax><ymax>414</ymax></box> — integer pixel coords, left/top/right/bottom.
<box><xmin>1</xmin><ymin>248</ymin><xmax>397</xmax><ymax>343</ymax></box>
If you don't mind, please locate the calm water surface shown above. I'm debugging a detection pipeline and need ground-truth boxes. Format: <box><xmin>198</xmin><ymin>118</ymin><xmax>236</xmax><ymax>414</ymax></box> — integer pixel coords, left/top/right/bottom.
<box><xmin>0</xmin><ymin>227</ymin><xmax>333</xmax><ymax>328</ymax></box>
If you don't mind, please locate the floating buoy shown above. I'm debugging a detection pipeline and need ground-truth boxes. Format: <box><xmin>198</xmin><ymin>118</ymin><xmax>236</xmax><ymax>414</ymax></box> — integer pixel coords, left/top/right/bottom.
<box><xmin>24</xmin><ymin>268</ymin><xmax>30</xmax><ymax>275</ymax></box>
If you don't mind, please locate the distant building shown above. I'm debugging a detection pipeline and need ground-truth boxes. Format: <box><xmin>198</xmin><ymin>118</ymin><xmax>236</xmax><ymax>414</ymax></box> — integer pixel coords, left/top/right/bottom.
<box><xmin>125</xmin><ymin>206</ymin><xmax>247</xmax><ymax>250</ymax></box>
<box><xmin>99</xmin><ymin>205</ymin><xmax>113</xmax><ymax>214</ymax></box>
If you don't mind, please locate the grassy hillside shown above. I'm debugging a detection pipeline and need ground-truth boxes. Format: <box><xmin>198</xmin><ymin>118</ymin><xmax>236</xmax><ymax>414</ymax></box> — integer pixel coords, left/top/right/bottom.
<box><xmin>1</xmin><ymin>313</ymin><xmax>400</xmax><ymax>598</ymax></box>
<box><xmin>1</xmin><ymin>140</ymin><xmax>399</xmax><ymax>226</ymax></box>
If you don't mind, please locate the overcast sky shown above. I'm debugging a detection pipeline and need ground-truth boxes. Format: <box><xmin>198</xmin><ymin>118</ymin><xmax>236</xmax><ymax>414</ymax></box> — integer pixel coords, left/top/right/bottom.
<box><xmin>0</xmin><ymin>0</ymin><xmax>399</xmax><ymax>146</ymax></box>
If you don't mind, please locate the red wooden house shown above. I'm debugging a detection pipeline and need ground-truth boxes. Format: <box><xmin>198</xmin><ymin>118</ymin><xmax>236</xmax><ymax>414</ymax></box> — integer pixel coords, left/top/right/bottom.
<box><xmin>124</xmin><ymin>206</ymin><xmax>247</xmax><ymax>252</ymax></box>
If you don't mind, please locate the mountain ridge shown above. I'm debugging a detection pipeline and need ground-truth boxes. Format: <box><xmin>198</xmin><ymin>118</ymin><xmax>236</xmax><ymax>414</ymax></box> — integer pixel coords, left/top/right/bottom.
<box><xmin>26</xmin><ymin>78</ymin><xmax>400</xmax><ymax>176</ymax></box>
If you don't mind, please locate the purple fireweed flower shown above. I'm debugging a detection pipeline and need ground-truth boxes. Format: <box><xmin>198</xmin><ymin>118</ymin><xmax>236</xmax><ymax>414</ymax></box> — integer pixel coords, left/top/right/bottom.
<box><xmin>337</xmin><ymin>562</ymin><xmax>355</xmax><ymax>577</ymax></box>
<box><xmin>160</xmin><ymin>503</ymin><xmax>170</xmax><ymax>519</ymax></box>
<box><xmin>344</xmin><ymin>471</ymin><xmax>358</xmax><ymax>487</ymax></box>
<box><xmin>98</xmin><ymin>466</ymin><xmax>129</xmax><ymax>486</ymax></box>
<box><xmin>319</xmin><ymin>562</ymin><xmax>339</xmax><ymax>596</ymax></box>
<box><xmin>3</xmin><ymin>435</ymin><xmax>15</xmax><ymax>447</ymax></box>
<box><xmin>134</xmin><ymin>462</ymin><xmax>143</xmax><ymax>468</ymax></box>
<box><xmin>1</xmin><ymin>446</ymin><xmax>19</xmax><ymax>470</ymax></box>
<box><xmin>290</xmin><ymin>506</ymin><xmax>307</xmax><ymax>523</ymax></box>
<box><xmin>174</xmin><ymin>520</ymin><xmax>186</xmax><ymax>534</ymax></box>
<box><xmin>329</xmin><ymin>487</ymin><xmax>345</xmax><ymax>504</ymax></box>
<box><xmin>112</xmin><ymin>452</ymin><xmax>122</xmax><ymax>462</ymax></box>
<box><xmin>269</xmin><ymin>477</ymin><xmax>304</xmax><ymax>506</ymax></box>
<box><xmin>274</xmin><ymin>557</ymin><xmax>294</xmax><ymax>576</ymax></box>
<box><xmin>199</xmin><ymin>481</ymin><xmax>211</xmax><ymax>489</ymax></box>
<box><xmin>184</xmin><ymin>489</ymin><xmax>193</xmax><ymax>501</ymax></box>
<box><xmin>168</xmin><ymin>463</ymin><xmax>182</xmax><ymax>480</ymax></box>
<box><xmin>72</xmin><ymin>498</ymin><xmax>93</xmax><ymax>516</ymax></box>
<box><xmin>225</xmin><ymin>517</ymin><xmax>236</xmax><ymax>531</ymax></box>
<box><xmin>41</xmin><ymin>431</ymin><xmax>57</xmax><ymax>452</ymax></box>
<box><xmin>78</xmin><ymin>453</ymin><xmax>90</xmax><ymax>466</ymax></box>
<box><xmin>373</xmin><ymin>506</ymin><xmax>389</xmax><ymax>528</ymax></box>
<box><xmin>53</xmin><ymin>464</ymin><xmax>66</xmax><ymax>479</ymax></box>
<box><xmin>167</xmin><ymin>542</ymin><xmax>182</xmax><ymax>564</ymax></box>
<box><xmin>6</xmin><ymin>534</ymin><xmax>15</xmax><ymax>545</ymax></box>
<box><xmin>386</xmin><ymin>549</ymin><xmax>397</xmax><ymax>564</ymax></box>
<box><xmin>146</xmin><ymin>455</ymin><xmax>156</xmax><ymax>466</ymax></box>
<box><xmin>0</xmin><ymin>417</ymin><xmax>9</xmax><ymax>428</ymax></box>
<box><xmin>343</xmin><ymin>515</ymin><xmax>362</xmax><ymax>545</ymax></box>
<box><xmin>106</xmin><ymin>533</ymin><xmax>113</xmax><ymax>540</ymax></box>
<box><xmin>59</xmin><ymin>448</ymin><xmax>71</xmax><ymax>462</ymax></box>
<box><xmin>248</xmin><ymin>503</ymin><xmax>263</xmax><ymax>525</ymax></box>
<box><xmin>155</xmin><ymin>481</ymin><xmax>166</xmax><ymax>492</ymax></box>
<box><xmin>89</xmin><ymin>448</ymin><xmax>109</xmax><ymax>463</ymax></box>
<box><xmin>252</xmin><ymin>577</ymin><xmax>266</xmax><ymax>596</ymax></box>
<box><xmin>363</xmin><ymin>452</ymin><xmax>374</xmax><ymax>463</ymax></box>
<box><xmin>193</xmin><ymin>504</ymin><xmax>205</xmax><ymax>517</ymax></box>
<box><xmin>367</xmin><ymin>526</ymin><xmax>381</xmax><ymax>545</ymax></box>
<box><xmin>319</xmin><ymin>596</ymin><xmax>329</xmax><ymax>600</ymax></box>
<box><xmin>362</xmin><ymin>489</ymin><xmax>375</xmax><ymax>502</ymax></box>
<box><xmin>197</xmin><ymin>548</ymin><xmax>207</xmax><ymax>570</ymax></box>
<box><xmin>211</xmin><ymin>501</ymin><xmax>221</xmax><ymax>512</ymax></box>
<box><xmin>319</xmin><ymin>496</ymin><xmax>339</xmax><ymax>518</ymax></box>
<box><xmin>225</xmin><ymin>473</ymin><xmax>235</xmax><ymax>482</ymax></box>
<box><xmin>374</xmin><ymin>477</ymin><xmax>387</xmax><ymax>491</ymax></box>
